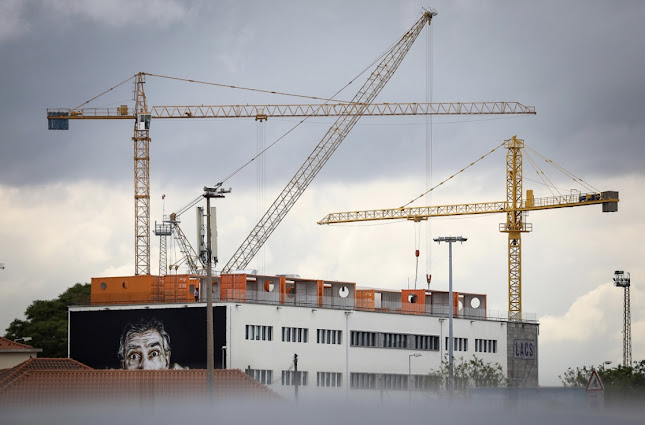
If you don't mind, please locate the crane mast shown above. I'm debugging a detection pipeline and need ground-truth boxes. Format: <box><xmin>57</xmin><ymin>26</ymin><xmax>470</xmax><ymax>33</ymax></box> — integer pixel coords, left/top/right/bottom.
<box><xmin>133</xmin><ymin>73</ymin><xmax>151</xmax><ymax>275</ymax></box>
<box><xmin>501</xmin><ymin>136</ymin><xmax>531</xmax><ymax>320</ymax></box>
<box><xmin>222</xmin><ymin>10</ymin><xmax>437</xmax><ymax>273</ymax></box>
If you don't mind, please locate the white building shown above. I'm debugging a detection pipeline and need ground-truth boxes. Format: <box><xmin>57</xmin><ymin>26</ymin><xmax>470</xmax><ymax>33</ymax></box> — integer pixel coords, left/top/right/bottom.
<box><xmin>69</xmin><ymin>273</ymin><xmax>538</xmax><ymax>400</ymax></box>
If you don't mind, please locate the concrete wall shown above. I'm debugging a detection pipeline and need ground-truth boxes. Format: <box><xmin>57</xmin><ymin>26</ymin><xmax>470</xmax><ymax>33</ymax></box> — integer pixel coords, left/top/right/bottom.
<box><xmin>226</xmin><ymin>302</ymin><xmax>510</xmax><ymax>400</ymax></box>
<box><xmin>506</xmin><ymin>322</ymin><xmax>539</xmax><ymax>387</ymax></box>
<box><xmin>0</xmin><ymin>352</ymin><xmax>38</xmax><ymax>369</ymax></box>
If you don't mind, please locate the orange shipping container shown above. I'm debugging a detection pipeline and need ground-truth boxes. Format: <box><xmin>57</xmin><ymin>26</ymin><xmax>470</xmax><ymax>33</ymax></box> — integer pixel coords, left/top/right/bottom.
<box><xmin>91</xmin><ymin>275</ymin><xmax>163</xmax><ymax>305</ymax></box>
<box><xmin>401</xmin><ymin>289</ymin><xmax>425</xmax><ymax>314</ymax></box>
<box><xmin>355</xmin><ymin>289</ymin><xmax>375</xmax><ymax>310</ymax></box>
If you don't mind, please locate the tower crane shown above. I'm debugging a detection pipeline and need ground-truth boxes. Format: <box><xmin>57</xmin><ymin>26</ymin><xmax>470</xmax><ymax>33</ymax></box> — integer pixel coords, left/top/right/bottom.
<box><xmin>318</xmin><ymin>136</ymin><xmax>619</xmax><ymax>321</ymax></box>
<box><xmin>47</xmin><ymin>10</ymin><xmax>536</xmax><ymax>276</ymax></box>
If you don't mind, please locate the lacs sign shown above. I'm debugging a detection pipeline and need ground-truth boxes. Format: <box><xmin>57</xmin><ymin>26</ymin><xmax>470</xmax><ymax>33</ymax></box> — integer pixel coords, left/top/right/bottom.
<box><xmin>513</xmin><ymin>339</ymin><xmax>535</xmax><ymax>359</ymax></box>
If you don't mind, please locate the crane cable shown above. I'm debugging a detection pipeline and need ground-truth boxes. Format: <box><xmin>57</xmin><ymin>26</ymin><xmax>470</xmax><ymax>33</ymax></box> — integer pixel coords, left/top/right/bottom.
<box><xmin>215</xmin><ymin>34</ymin><xmax>406</xmax><ymax>186</ymax></box>
<box><xmin>399</xmin><ymin>141</ymin><xmax>506</xmax><ymax>209</ymax></box>
<box><xmin>522</xmin><ymin>149</ymin><xmax>560</xmax><ymax>198</ymax></box>
<box><xmin>72</xmin><ymin>74</ymin><xmax>135</xmax><ymax>110</ymax></box>
<box><xmin>425</xmin><ymin>15</ymin><xmax>434</xmax><ymax>286</ymax></box>
<box><xmin>143</xmin><ymin>72</ymin><xmax>354</xmax><ymax>104</ymax></box>
<box><xmin>70</xmin><ymin>70</ymin><xmax>355</xmax><ymax>112</ymax></box>
<box><xmin>524</xmin><ymin>145</ymin><xmax>599</xmax><ymax>193</ymax></box>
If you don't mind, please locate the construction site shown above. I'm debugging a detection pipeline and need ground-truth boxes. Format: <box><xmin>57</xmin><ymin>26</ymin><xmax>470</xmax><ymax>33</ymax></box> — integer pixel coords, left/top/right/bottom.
<box><xmin>2</xmin><ymin>2</ymin><xmax>639</xmax><ymax>411</ymax></box>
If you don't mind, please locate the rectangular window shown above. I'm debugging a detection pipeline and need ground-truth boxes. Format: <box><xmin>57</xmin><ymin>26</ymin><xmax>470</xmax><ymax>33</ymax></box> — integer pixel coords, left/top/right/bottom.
<box><xmin>445</xmin><ymin>337</ymin><xmax>468</xmax><ymax>352</ymax></box>
<box><xmin>246</xmin><ymin>368</ymin><xmax>273</xmax><ymax>385</ymax></box>
<box><xmin>282</xmin><ymin>370</ymin><xmax>308</xmax><ymax>386</ymax></box>
<box><xmin>474</xmin><ymin>338</ymin><xmax>497</xmax><ymax>354</ymax></box>
<box><xmin>282</xmin><ymin>327</ymin><xmax>309</xmax><ymax>343</ymax></box>
<box><xmin>351</xmin><ymin>373</ymin><xmax>377</xmax><ymax>389</ymax></box>
<box><xmin>352</xmin><ymin>331</ymin><xmax>437</xmax><ymax>350</ymax></box>
<box><xmin>317</xmin><ymin>329</ymin><xmax>342</xmax><ymax>345</ymax></box>
<box><xmin>317</xmin><ymin>372</ymin><xmax>342</xmax><ymax>387</ymax></box>
<box><xmin>246</xmin><ymin>325</ymin><xmax>273</xmax><ymax>341</ymax></box>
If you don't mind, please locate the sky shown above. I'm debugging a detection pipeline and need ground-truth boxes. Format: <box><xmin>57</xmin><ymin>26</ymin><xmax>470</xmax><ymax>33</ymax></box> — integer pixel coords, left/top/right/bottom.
<box><xmin>0</xmin><ymin>0</ymin><xmax>643</xmax><ymax>386</ymax></box>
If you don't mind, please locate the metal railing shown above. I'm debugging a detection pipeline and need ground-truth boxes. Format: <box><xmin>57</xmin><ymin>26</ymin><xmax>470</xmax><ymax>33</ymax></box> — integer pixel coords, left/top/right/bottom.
<box><xmin>80</xmin><ymin>289</ymin><xmax>537</xmax><ymax>323</ymax></box>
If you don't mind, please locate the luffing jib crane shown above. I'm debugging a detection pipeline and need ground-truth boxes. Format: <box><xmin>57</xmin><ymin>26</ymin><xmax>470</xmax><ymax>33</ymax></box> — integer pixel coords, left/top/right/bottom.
<box><xmin>318</xmin><ymin>136</ymin><xmax>619</xmax><ymax>321</ymax></box>
<box><xmin>47</xmin><ymin>10</ymin><xmax>537</xmax><ymax>276</ymax></box>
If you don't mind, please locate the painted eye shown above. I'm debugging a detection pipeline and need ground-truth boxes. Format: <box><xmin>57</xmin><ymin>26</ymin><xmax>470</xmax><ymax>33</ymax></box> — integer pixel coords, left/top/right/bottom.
<box><xmin>129</xmin><ymin>353</ymin><xmax>141</xmax><ymax>361</ymax></box>
<box><xmin>150</xmin><ymin>350</ymin><xmax>159</xmax><ymax>357</ymax></box>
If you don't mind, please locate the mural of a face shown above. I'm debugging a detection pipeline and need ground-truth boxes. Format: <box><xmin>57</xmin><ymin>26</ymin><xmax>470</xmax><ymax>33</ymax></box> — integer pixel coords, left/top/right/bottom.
<box><xmin>122</xmin><ymin>329</ymin><xmax>171</xmax><ymax>370</ymax></box>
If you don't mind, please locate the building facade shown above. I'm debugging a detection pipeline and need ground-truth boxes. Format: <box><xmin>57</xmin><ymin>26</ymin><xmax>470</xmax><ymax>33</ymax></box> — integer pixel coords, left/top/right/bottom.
<box><xmin>69</xmin><ymin>273</ymin><xmax>539</xmax><ymax>399</ymax></box>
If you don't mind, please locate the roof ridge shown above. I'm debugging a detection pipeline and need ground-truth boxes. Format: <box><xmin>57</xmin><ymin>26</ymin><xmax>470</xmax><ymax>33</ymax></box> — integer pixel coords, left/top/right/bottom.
<box><xmin>0</xmin><ymin>357</ymin><xmax>93</xmax><ymax>390</ymax></box>
<box><xmin>0</xmin><ymin>337</ymin><xmax>35</xmax><ymax>350</ymax></box>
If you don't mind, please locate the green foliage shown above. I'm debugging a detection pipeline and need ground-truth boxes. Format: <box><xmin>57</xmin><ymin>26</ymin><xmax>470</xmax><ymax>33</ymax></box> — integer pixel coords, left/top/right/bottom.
<box><xmin>428</xmin><ymin>355</ymin><xmax>508</xmax><ymax>392</ymax></box>
<box><xmin>560</xmin><ymin>361</ymin><xmax>645</xmax><ymax>403</ymax></box>
<box><xmin>4</xmin><ymin>283</ymin><xmax>90</xmax><ymax>358</ymax></box>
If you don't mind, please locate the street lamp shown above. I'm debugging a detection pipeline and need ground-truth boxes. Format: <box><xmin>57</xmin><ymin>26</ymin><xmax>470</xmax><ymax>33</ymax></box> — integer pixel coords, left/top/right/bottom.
<box><xmin>203</xmin><ymin>184</ymin><xmax>231</xmax><ymax>395</ymax></box>
<box><xmin>409</xmin><ymin>353</ymin><xmax>421</xmax><ymax>401</ymax></box>
<box><xmin>434</xmin><ymin>236</ymin><xmax>467</xmax><ymax>396</ymax></box>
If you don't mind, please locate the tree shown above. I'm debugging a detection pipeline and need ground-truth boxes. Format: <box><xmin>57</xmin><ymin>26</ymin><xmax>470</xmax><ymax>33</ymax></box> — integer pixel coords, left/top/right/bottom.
<box><xmin>428</xmin><ymin>355</ymin><xmax>507</xmax><ymax>392</ymax></box>
<box><xmin>4</xmin><ymin>283</ymin><xmax>90</xmax><ymax>358</ymax></box>
<box><xmin>560</xmin><ymin>361</ymin><xmax>645</xmax><ymax>404</ymax></box>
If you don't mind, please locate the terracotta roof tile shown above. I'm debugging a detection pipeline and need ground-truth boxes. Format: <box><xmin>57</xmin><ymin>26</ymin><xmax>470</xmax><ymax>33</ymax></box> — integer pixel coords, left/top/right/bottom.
<box><xmin>0</xmin><ymin>337</ymin><xmax>34</xmax><ymax>350</ymax></box>
<box><xmin>0</xmin><ymin>368</ymin><xmax>279</xmax><ymax>405</ymax></box>
<box><xmin>0</xmin><ymin>357</ymin><xmax>93</xmax><ymax>389</ymax></box>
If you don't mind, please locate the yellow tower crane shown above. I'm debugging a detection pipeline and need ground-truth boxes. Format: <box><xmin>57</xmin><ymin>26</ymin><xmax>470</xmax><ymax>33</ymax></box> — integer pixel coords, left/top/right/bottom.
<box><xmin>318</xmin><ymin>136</ymin><xmax>619</xmax><ymax>321</ymax></box>
<box><xmin>46</xmin><ymin>11</ymin><xmax>536</xmax><ymax>276</ymax></box>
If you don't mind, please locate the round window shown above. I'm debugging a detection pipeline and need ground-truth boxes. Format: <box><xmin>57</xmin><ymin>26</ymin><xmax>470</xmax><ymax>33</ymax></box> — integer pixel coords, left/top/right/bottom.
<box><xmin>408</xmin><ymin>293</ymin><xmax>418</xmax><ymax>304</ymax></box>
<box><xmin>264</xmin><ymin>280</ymin><xmax>275</xmax><ymax>292</ymax></box>
<box><xmin>100</xmin><ymin>282</ymin><xmax>107</xmax><ymax>290</ymax></box>
<box><xmin>470</xmin><ymin>297</ymin><xmax>481</xmax><ymax>309</ymax></box>
<box><xmin>339</xmin><ymin>286</ymin><xmax>349</xmax><ymax>298</ymax></box>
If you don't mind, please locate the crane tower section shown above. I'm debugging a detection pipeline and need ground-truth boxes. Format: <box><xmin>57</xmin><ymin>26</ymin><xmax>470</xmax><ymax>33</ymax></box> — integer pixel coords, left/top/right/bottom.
<box><xmin>500</xmin><ymin>136</ymin><xmax>532</xmax><ymax>321</ymax></box>
<box><xmin>133</xmin><ymin>73</ymin><xmax>151</xmax><ymax>275</ymax></box>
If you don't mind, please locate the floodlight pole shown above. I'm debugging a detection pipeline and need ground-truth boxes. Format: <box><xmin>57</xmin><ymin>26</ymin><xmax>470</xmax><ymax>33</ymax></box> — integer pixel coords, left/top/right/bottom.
<box><xmin>203</xmin><ymin>184</ymin><xmax>230</xmax><ymax>395</ymax></box>
<box><xmin>613</xmin><ymin>270</ymin><xmax>631</xmax><ymax>367</ymax></box>
<box><xmin>434</xmin><ymin>236</ymin><xmax>467</xmax><ymax>396</ymax></box>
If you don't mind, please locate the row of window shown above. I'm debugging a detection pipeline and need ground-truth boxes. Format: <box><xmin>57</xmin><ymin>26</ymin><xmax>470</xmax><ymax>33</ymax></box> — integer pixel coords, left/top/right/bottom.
<box><xmin>245</xmin><ymin>325</ymin><xmax>343</xmax><ymax>344</ymax></box>
<box><xmin>245</xmin><ymin>369</ymin><xmax>342</xmax><ymax>388</ymax></box>
<box><xmin>245</xmin><ymin>325</ymin><xmax>273</xmax><ymax>341</ymax></box>
<box><xmin>351</xmin><ymin>331</ymin><xmax>440</xmax><ymax>351</ymax></box>
<box><xmin>317</xmin><ymin>372</ymin><xmax>342</xmax><ymax>387</ymax></box>
<box><xmin>350</xmin><ymin>373</ymin><xmax>438</xmax><ymax>391</ymax></box>
<box><xmin>475</xmin><ymin>339</ymin><xmax>498</xmax><ymax>353</ymax></box>
<box><xmin>246</xmin><ymin>368</ymin><xmax>273</xmax><ymax>385</ymax></box>
<box><xmin>245</xmin><ymin>326</ymin><xmax>495</xmax><ymax>354</ymax></box>
<box><xmin>317</xmin><ymin>329</ymin><xmax>342</xmax><ymax>345</ymax></box>
<box><xmin>248</xmin><ymin>365</ymin><xmax>500</xmax><ymax>389</ymax></box>
<box><xmin>445</xmin><ymin>337</ymin><xmax>468</xmax><ymax>352</ymax></box>
<box><xmin>281</xmin><ymin>370</ymin><xmax>308</xmax><ymax>386</ymax></box>
<box><xmin>282</xmin><ymin>327</ymin><xmax>309</xmax><ymax>343</ymax></box>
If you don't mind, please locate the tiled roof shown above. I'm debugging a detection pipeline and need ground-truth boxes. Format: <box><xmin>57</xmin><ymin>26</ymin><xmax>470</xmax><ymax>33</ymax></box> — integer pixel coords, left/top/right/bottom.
<box><xmin>0</xmin><ymin>368</ymin><xmax>279</xmax><ymax>405</ymax></box>
<box><xmin>0</xmin><ymin>357</ymin><xmax>93</xmax><ymax>388</ymax></box>
<box><xmin>0</xmin><ymin>337</ymin><xmax>35</xmax><ymax>350</ymax></box>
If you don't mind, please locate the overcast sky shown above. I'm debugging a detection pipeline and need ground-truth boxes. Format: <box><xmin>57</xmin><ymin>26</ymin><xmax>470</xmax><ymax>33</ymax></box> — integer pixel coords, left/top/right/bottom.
<box><xmin>0</xmin><ymin>0</ymin><xmax>643</xmax><ymax>386</ymax></box>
